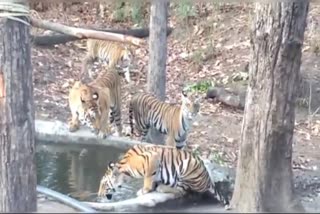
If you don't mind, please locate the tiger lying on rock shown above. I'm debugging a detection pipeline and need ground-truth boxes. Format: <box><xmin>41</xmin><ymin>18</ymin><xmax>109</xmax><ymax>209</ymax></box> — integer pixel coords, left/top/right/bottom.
<box><xmin>97</xmin><ymin>144</ymin><xmax>230</xmax><ymax>207</ymax></box>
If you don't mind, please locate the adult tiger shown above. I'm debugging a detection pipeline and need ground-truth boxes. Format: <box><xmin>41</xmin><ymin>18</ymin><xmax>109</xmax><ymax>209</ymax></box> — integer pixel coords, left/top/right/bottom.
<box><xmin>128</xmin><ymin>92</ymin><xmax>201</xmax><ymax>149</ymax></box>
<box><xmin>97</xmin><ymin>144</ymin><xmax>228</xmax><ymax>206</ymax></box>
<box><xmin>68</xmin><ymin>69</ymin><xmax>122</xmax><ymax>138</ymax></box>
<box><xmin>81</xmin><ymin>39</ymin><xmax>134</xmax><ymax>83</ymax></box>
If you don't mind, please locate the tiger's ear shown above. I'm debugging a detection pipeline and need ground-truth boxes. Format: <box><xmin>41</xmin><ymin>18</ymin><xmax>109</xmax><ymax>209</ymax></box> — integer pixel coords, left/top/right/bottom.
<box><xmin>92</xmin><ymin>92</ymin><xmax>99</xmax><ymax>100</ymax></box>
<box><xmin>108</xmin><ymin>161</ymin><xmax>115</xmax><ymax>169</ymax></box>
<box><xmin>181</xmin><ymin>90</ymin><xmax>189</xmax><ymax>103</ymax></box>
<box><xmin>73</xmin><ymin>81</ymin><xmax>83</xmax><ymax>89</ymax></box>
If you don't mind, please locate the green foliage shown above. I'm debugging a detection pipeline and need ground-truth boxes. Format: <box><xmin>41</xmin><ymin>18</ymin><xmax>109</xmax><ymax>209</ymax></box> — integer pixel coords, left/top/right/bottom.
<box><xmin>113</xmin><ymin>1</ymin><xmax>126</xmax><ymax>22</ymax></box>
<box><xmin>111</xmin><ymin>0</ymin><xmax>145</xmax><ymax>25</ymax></box>
<box><xmin>192</xmin><ymin>146</ymin><xmax>202</xmax><ymax>157</ymax></box>
<box><xmin>209</xmin><ymin>151</ymin><xmax>226</xmax><ymax>166</ymax></box>
<box><xmin>185</xmin><ymin>80</ymin><xmax>214</xmax><ymax>93</ymax></box>
<box><xmin>130</xmin><ymin>0</ymin><xmax>144</xmax><ymax>25</ymax></box>
<box><xmin>176</xmin><ymin>0</ymin><xmax>197</xmax><ymax>21</ymax></box>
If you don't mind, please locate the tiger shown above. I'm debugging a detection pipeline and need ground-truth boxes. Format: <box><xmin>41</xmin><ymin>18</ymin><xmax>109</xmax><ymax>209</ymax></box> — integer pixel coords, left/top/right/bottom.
<box><xmin>128</xmin><ymin>91</ymin><xmax>201</xmax><ymax>149</ymax></box>
<box><xmin>97</xmin><ymin>144</ymin><xmax>229</xmax><ymax>206</ymax></box>
<box><xmin>68</xmin><ymin>69</ymin><xmax>122</xmax><ymax>138</ymax></box>
<box><xmin>81</xmin><ymin>39</ymin><xmax>134</xmax><ymax>83</ymax></box>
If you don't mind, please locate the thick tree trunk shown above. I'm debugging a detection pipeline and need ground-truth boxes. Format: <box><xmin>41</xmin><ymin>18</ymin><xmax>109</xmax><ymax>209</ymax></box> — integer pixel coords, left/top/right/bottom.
<box><xmin>230</xmin><ymin>2</ymin><xmax>309</xmax><ymax>213</ymax></box>
<box><xmin>147</xmin><ymin>0</ymin><xmax>168</xmax><ymax>144</ymax></box>
<box><xmin>0</xmin><ymin>17</ymin><xmax>37</xmax><ymax>212</ymax></box>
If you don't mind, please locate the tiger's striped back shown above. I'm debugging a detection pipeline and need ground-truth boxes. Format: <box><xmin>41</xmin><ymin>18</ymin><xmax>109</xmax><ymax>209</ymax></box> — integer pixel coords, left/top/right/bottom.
<box><xmin>128</xmin><ymin>92</ymin><xmax>200</xmax><ymax>149</ymax></box>
<box><xmin>84</xmin><ymin>39</ymin><xmax>133</xmax><ymax>83</ymax></box>
<box><xmin>97</xmin><ymin>144</ymin><xmax>218</xmax><ymax>199</ymax></box>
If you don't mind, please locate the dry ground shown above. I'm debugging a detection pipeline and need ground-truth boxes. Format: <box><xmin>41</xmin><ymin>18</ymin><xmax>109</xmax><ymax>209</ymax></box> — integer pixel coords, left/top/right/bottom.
<box><xmin>31</xmin><ymin>2</ymin><xmax>320</xmax><ymax>211</ymax></box>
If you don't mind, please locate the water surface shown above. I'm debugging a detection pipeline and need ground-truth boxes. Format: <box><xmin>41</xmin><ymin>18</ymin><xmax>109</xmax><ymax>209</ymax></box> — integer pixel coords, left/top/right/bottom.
<box><xmin>36</xmin><ymin>142</ymin><xmax>224</xmax><ymax>212</ymax></box>
<box><xmin>36</xmin><ymin>142</ymin><xmax>141</xmax><ymax>202</ymax></box>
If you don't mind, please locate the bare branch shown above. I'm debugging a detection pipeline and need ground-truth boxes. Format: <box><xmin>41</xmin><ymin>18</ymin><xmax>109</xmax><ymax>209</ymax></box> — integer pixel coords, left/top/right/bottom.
<box><xmin>29</xmin><ymin>17</ymin><xmax>146</xmax><ymax>47</ymax></box>
<box><xmin>83</xmin><ymin>192</ymin><xmax>177</xmax><ymax>211</ymax></box>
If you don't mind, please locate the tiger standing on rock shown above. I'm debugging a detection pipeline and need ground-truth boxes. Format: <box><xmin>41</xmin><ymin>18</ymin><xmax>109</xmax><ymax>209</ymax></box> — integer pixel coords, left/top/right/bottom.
<box><xmin>82</xmin><ymin>39</ymin><xmax>134</xmax><ymax>83</ymax></box>
<box><xmin>128</xmin><ymin>91</ymin><xmax>201</xmax><ymax>149</ymax></box>
<box><xmin>68</xmin><ymin>69</ymin><xmax>122</xmax><ymax>138</ymax></box>
<box><xmin>97</xmin><ymin>144</ymin><xmax>229</xmax><ymax>206</ymax></box>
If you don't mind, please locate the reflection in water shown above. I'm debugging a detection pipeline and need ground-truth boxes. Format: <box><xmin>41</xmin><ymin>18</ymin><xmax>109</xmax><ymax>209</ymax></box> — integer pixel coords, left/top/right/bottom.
<box><xmin>36</xmin><ymin>142</ymin><xmax>223</xmax><ymax>212</ymax></box>
<box><xmin>36</xmin><ymin>143</ymin><xmax>141</xmax><ymax>202</ymax></box>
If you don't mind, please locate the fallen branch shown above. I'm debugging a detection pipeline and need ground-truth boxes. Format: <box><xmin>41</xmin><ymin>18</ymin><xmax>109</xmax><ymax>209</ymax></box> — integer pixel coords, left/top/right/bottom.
<box><xmin>37</xmin><ymin>185</ymin><xmax>97</xmax><ymax>213</ymax></box>
<box><xmin>206</xmin><ymin>86</ymin><xmax>246</xmax><ymax>110</ymax></box>
<box><xmin>30</xmin><ymin>17</ymin><xmax>145</xmax><ymax>47</ymax></box>
<box><xmin>83</xmin><ymin>192</ymin><xmax>177</xmax><ymax>211</ymax></box>
<box><xmin>31</xmin><ymin>27</ymin><xmax>173</xmax><ymax>47</ymax></box>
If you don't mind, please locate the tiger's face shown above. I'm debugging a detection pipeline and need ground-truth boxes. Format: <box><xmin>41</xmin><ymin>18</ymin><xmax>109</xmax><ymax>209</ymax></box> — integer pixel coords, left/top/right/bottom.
<box><xmin>97</xmin><ymin>162</ymin><xmax>132</xmax><ymax>200</ymax></box>
<box><xmin>181</xmin><ymin>91</ymin><xmax>201</xmax><ymax>120</ymax></box>
<box><xmin>73</xmin><ymin>82</ymin><xmax>100</xmax><ymax>128</ymax></box>
<box><xmin>117</xmin><ymin>48</ymin><xmax>134</xmax><ymax>70</ymax></box>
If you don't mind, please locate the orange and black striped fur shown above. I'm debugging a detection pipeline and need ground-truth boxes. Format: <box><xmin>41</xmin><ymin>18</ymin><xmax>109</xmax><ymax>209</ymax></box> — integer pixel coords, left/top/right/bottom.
<box><xmin>128</xmin><ymin>92</ymin><xmax>201</xmax><ymax>149</ymax></box>
<box><xmin>82</xmin><ymin>39</ymin><xmax>134</xmax><ymax>83</ymax></box>
<box><xmin>68</xmin><ymin>69</ymin><xmax>122</xmax><ymax>138</ymax></box>
<box><xmin>97</xmin><ymin>144</ymin><xmax>223</xmax><ymax>202</ymax></box>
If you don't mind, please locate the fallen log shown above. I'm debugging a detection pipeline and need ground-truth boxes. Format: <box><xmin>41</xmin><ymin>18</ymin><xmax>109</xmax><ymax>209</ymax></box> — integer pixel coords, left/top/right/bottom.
<box><xmin>30</xmin><ymin>17</ymin><xmax>145</xmax><ymax>46</ymax></box>
<box><xmin>37</xmin><ymin>185</ymin><xmax>97</xmax><ymax>213</ymax></box>
<box><xmin>83</xmin><ymin>192</ymin><xmax>177</xmax><ymax>211</ymax></box>
<box><xmin>31</xmin><ymin>27</ymin><xmax>173</xmax><ymax>47</ymax></box>
<box><xmin>206</xmin><ymin>86</ymin><xmax>246</xmax><ymax>110</ymax></box>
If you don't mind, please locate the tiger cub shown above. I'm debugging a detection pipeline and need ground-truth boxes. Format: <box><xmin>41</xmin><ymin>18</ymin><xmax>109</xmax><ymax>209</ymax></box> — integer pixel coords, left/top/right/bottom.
<box><xmin>82</xmin><ymin>39</ymin><xmax>134</xmax><ymax>83</ymax></box>
<box><xmin>128</xmin><ymin>91</ymin><xmax>201</xmax><ymax>149</ymax></box>
<box><xmin>97</xmin><ymin>144</ymin><xmax>227</xmax><ymax>206</ymax></box>
<box><xmin>68</xmin><ymin>69</ymin><xmax>122</xmax><ymax>138</ymax></box>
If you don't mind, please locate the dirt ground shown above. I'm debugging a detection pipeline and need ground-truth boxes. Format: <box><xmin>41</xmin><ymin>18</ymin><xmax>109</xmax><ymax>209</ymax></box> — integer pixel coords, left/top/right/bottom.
<box><xmin>31</xmin><ymin>2</ymin><xmax>320</xmax><ymax>212</ymax></box>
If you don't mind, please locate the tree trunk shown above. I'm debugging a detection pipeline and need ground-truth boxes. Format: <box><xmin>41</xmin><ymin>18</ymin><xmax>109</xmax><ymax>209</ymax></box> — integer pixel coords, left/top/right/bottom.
<box><xmin>0</xmin><ymin>17</ymin><xmax>37</xmax><ymax>212</ymax></box>
<box><xmin>147</xmin><ymin>0</ymin><xmax>168</xmax><ymax>145</ymax></box>
<box><xmin>230</xmin><ymin>2</ymin><xmax>309</xmax><ymax>213</ymax></box>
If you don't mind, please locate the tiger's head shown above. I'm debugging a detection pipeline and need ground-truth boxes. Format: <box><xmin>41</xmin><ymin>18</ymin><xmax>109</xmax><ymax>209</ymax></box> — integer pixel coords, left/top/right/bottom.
<box><xmin>181</xmin><ymin>90</ymin><xmax>201</xmax><ymax>120</ymax></box>
<box><xmin>70</xmin><ymin>81</ymin><xmax>100</xmax><ymax>128</ymax></box>
<box><xmin>116</xmin><ymin>47</ymin><xmax>134</xmax><ymax>83</ymax></box>
<box><xmin>97</xmin><ymin>162</ymin><xmax>132</xmax><ymax>200</ymax></box>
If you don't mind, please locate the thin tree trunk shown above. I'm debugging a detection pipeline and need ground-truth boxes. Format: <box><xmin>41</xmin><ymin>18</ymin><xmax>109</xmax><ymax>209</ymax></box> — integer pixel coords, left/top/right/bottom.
<box><xmin>230</xmin><ymin>2</ymin><xmax>309</xmax><ymax>212</ymax></box>
<box><xmin>0</xmin><ymin>17</ymin><xmax>37</xmax><ymax>212</ymax></box>
<box><xmin>147</xmin><ymin>0</ymin><xmax>168</xmax><ymax>144</ymax></box>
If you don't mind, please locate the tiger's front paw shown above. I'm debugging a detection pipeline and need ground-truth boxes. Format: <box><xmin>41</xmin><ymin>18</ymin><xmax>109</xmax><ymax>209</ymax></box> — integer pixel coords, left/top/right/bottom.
<box><xmin>98</xmin><ymin>131</ymin><xmax>111</xmax><ymax>139</ymax></box>
<box><xmin>136</xmin><ymin>188</ymin><xmax>152</xmax><ymax>196</ymax></box>
<box><xmin>91</xmin><ymin>128</ymin><xmax>99</xmax><ymax>135</ymax></box>
<box><xmin>95</xmin><ymin>126</ymin><xmax>112</xmax><ymax>139</ymax></box>
<box><xmin>68</xmin><ymin>121</ymin><xmax>79</xmax><ymax>132</ymax></box>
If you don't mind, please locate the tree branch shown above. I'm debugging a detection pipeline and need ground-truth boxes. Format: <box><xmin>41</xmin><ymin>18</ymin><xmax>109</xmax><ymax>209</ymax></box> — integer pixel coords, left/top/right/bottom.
<box><xmin>29</xmin><ymin>17</ymin><xmax>145</xmax><ymax>47</ymax></box>
<box><xmin>31</xmin><ymin>27</ymin><xmax>174</xmax><ymax>47</ymax></box>
<box><xmin>83</xmin><ymin>192</ymin><xmax>177</xmax><ymax>211</ymax></box>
